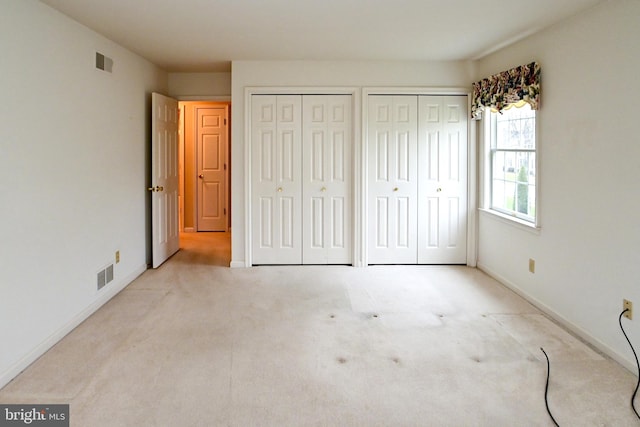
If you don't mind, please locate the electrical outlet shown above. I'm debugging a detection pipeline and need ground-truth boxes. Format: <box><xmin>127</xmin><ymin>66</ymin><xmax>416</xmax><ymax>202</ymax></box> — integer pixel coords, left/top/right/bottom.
<box><xmin>115</xmin><ymin>250</ymin><xmax>120</xmax><ymax>264</ymax></box>
<box><xmin>624</xmin><ymin>299</ymin><xmax>633</xmax><ymax>320</ymax></box>
<box><xmin>528</xmin><ymin>258</ymin><xmax>535</xmax><ymax>274</ymax></box>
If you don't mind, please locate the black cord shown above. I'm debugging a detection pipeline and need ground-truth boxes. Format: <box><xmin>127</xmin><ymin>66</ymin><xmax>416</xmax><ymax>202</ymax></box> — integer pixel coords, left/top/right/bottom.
<box><xmin>540</xmin><ymin>347</ymin><xmax>560</xmax><ymax>426</ymax></box>
<box><xmin>618</xmin><ymin>308</ymin><xmax>640</xmax><ymax>420</ymax></box>
<box><xmin>538</xmin><ymin>311</ymin><xmax>640</xmax><ymax>425</ymax></box>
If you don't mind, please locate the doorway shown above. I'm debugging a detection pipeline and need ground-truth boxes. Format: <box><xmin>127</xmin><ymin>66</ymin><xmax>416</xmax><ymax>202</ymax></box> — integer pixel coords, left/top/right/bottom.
<box><xmin>178</xmin><ymin>101</ymin><xmax>231</xmax><ymax>233</ymax></box>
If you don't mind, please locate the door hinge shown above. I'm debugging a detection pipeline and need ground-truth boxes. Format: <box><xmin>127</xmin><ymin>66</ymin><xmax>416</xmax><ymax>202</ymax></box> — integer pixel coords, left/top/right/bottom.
<box><xmin>224</xmin><ymin>208</ymin><xmax>227</xmax><ymax>215</ymax></box>
<box><xmin>224</xmin><ymin>163</ymin><xmax>227</xmax><ymax>171</ymax></box>
<box><xmin>224</xmin><ymin>118</ymin><xmax>227</xmax><ymax>125</ymax></box>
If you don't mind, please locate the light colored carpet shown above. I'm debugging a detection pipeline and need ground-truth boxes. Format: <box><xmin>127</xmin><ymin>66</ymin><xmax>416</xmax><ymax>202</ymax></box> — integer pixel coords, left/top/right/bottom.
<box><xmin>1</xmin><ymin>232</ymin><xmax>638</xmax><ymax>426</ymax></box>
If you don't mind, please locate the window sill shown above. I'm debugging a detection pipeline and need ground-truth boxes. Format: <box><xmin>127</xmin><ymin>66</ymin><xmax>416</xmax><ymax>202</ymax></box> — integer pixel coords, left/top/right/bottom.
<box><xmin>478</xmin><ymin>208</ymin><xmax>541</xmax><ymax>235</ymax></box>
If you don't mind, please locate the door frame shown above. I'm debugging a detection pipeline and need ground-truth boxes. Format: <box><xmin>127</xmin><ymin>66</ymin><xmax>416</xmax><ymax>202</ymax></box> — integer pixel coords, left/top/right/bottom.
<box><xmin>362</xmin><ymin>87</ymin><xmax>477</xmax><ymax>267</ymax></box>
<box><xmin>243</xmin><ymin>86</ymin><xmax>477</xmax><ymax>268</ymax></box>
<box><xmin>180</xmin><ymin>100</ymin><xmax>231</xmax><ymax>232</ymax></box>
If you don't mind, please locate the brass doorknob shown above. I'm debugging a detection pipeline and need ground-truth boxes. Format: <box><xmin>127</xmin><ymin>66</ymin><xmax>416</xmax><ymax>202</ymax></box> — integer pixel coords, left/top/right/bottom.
<box><xmin>393</xmin><ymin>187</ymin><xmax>399</xmax><ymax>192</ymax></box>
<box><xmin>156</xmin><ymin>186</ymin><xmax>164</xmax><ymax>192</ymax></box>
<box><xmin>277</xmin><ymin>187</ymin><xmax>283</xmax><ymax>192</ymax></box>
<box><xmin>437</xmin><ymin>187</ymin><xmax>442</xmax><ymax>192</ymax></box>
<box><xmin>199</xmin><ymin>174</ymin><xmax>204</xmax><ymax>178</ymax></box>
<box><xmin>147</xmin><ymin>187</ymin><xmax>155</xmax><ymax>192</ymax></box>
<box><xmin>321</xmin><ymin>187</ymin><xmax>327</xmax><ymax>192</ymax></box>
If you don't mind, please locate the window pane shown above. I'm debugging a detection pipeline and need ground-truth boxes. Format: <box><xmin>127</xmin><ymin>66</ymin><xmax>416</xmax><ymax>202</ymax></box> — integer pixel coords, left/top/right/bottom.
<box><xmin>515</xmin><ymin>164</ymin><xmax>529</xmax><ymax>215</ymax></box>
<box><xmin>504</xmin><ymin>151</ymin><xmax>516</xmax><ymax>175</ymax></box>
<box><xmin>495</xmin><ymin>104</ymin><xmax>535</xmax><ymax>149</ymax></box>
<box><xmin>505</xmin><ymin>181</ymin><xmax>516</xmax><ymax>211</ymax></box>
<box><xmin>492</xmin><ymin>178</ymin><xmax>505</xmax><ymax>210</ymax></box>
<box><xmin>492</xmin><ymin>151</ymin><xmax>505</xmax><ymax>180</ymax></box>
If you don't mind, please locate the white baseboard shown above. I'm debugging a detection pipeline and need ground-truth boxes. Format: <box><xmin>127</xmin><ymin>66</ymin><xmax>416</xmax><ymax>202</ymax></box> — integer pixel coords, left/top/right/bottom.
<box><xmin>477</xmin><ymin>262</ymin><xmax>637</xmax><ymax>374</ymax></box>
<box><xmin>230</xmin><ymin>260</ymin><xmax>247</xmax><ymax>268</ymax></box>
<box><xmin>0</xmin><ymin>264</ymin><xmax>147</xmax><ymax>390</ymax></box>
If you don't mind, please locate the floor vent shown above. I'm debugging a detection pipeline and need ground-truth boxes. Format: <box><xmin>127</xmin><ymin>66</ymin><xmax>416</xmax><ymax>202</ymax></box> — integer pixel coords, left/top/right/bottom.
<box><xmin>97</xmin><ymin>264</ymin><xmax>114</xmax><ymax>290</ymax></box>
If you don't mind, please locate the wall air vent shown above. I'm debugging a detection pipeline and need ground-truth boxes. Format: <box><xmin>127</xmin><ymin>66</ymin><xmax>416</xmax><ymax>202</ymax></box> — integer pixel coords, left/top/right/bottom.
<box><xmin>95</xmin><ymin>52</ymin><xmax>113</xmax><ymax>73</ymax></box>
<box><xmin>97</xmin><ymin>269</ymin><xmax>106</xmax><ymax>290</ymax></box>
<box><xmin>97</xmin><ymin>264</ymin><xmax>114</xmax><ymax>290</ymax></box>
<box><xmin>106</xmin><ymin>264</ymin><xmax>114</xmax><ymax>283</ymax></box>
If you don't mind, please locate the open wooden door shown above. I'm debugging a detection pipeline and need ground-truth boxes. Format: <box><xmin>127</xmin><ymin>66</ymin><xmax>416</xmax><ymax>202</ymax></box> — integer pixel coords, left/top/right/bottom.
<box><xmin>150</xmin><ymin>92</ymin><xmax>180</xmax><ymax>268</ymax></box>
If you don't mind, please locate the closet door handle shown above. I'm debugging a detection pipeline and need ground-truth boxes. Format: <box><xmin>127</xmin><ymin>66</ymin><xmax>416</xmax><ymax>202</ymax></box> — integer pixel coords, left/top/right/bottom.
<box><xmin>277</xmin><ymin>187</ymin><xmax>283</xmax><ymax>192</ymax></box>
<box><xmin>321</xmin><ymin>187</ymin><xmax>327</xmax><ymax>192</ymax></box>
<box><xmin>393</xmin><ymin>187</ymin><xmax>399</xmax><ymax>192</ymax></box>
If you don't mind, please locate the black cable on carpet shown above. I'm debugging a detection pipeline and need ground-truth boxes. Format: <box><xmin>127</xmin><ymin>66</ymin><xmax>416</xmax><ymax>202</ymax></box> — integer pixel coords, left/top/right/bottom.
<box><xmin>618</xmin><ymin>308</ymin><xmax>640</xmax><ymax>420</ymax></box>
<box><xmin>540</xmin><ymin>347</ymin><xmax>560</xmax><ymax>426</ymax></box>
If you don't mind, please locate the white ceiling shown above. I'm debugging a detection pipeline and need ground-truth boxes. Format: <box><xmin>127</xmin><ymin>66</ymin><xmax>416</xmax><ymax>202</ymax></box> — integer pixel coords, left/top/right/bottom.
<box><xmin>40</xmin><ymin>0</ymin><xmax>603</xmax><ymax>72</ymax></box>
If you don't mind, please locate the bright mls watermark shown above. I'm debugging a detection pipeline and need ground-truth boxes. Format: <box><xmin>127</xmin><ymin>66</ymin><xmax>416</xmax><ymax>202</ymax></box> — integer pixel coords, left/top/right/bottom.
<box><xmin>0</xmin><ymin>405</ymin><xmax>68</xmax><ymax>426</ymax></box>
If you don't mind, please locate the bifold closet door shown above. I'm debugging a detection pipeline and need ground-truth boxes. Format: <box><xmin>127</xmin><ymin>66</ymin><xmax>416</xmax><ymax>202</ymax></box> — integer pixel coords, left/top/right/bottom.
<box><xmin>367</xmin><ymin>96</ymin><xmax>418</xmax><ymax>264</ymax></box>
<box><xmin>417</xmin><ymin>96</ymin><xmax>468</xmax><ymax>264</ymax></box>
<box><xmin>251</xmin><ymin>95</ymin><xmax>302</xmax><ymax>264</ymax></box>
<box><xmin>302</xmin><ymin>95</ymin><xmax>352</xmax><ymax>264</ymax></box>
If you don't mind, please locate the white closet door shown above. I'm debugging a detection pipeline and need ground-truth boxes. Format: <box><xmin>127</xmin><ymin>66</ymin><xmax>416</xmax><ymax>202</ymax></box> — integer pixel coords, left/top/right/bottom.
<box><xmin>302</xmin><ymin>95</ymin><xmax>352</xmax><ymax>264</ymax></box>
<box><xmin>417</xmin><ymin>96</ymin><xmax>468</xmax><ymax>263</ymax></box>
<box><xmin>367</xmin><ymin>96</ymin><xmax>418</xmax><ymax>264</ymax></box>
<box><xmin>251</xmin><ymin>95</ymin><xmax>302</xmax><ymax>264</ymax></box>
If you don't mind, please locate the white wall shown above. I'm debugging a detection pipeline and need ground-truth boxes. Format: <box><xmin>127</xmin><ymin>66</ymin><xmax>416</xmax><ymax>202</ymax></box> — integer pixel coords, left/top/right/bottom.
<box><xmin>475</xmin><ymin>0</ymin><xmax>640</xmax><ymax>370</ymax></box>
<box><xmin>230</xmin><ymin>60</ymin><xmax>474</xmax><ymax>266</ymax></box>
<box><xmin>0</xmin><ymin>0</ymin><xmax>167</xmax><ymax>387</ymax></box>
<box><xmin>168</xmin><ymin>72</ymin><xmax>231</xmax><ymax>98</ymax></box>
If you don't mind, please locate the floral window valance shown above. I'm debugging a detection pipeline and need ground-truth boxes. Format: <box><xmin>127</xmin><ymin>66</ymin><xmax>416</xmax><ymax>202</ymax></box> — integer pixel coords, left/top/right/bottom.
<box><xmin>471</xmin><ymin>62</ymin><xmax>540</xmax><ymax>119</ymax></box>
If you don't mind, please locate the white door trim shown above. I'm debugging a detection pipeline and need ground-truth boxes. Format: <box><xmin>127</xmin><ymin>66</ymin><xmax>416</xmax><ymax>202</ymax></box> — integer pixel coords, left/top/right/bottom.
<box><xmin>362</xmin><ymin>87</ymin><xmax>476</xmax><ymax>267</ymax></box>
<box><xmin>244</xmin><ymin>87</ymin><xmax>361</xmax><ymax>267</ymax></box>
<box><xmin>466</xmin><ymin>95</ymin><xmax>478</xmax><ymax>268</ymax></box>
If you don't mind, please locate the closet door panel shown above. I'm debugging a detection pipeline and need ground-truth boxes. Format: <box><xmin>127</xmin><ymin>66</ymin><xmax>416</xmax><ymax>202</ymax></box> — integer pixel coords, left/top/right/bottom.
<box><xmin>367</xmin><ymin>95</ymin><xmax>418</xmax><ymax>264</ymax></box>
<box><xmin>417</xmin><ymin>95</ymin><xmax>467</xmax><ymax>264</ymax></box>
<box><xmin>251</xmin><ymin>95</ymin><xmax>302</xmax><ymax>264</ymax></box>
<box><xmin>331</xmin><ymin>197</ymin><xmax>346</xmax><ymax>249</ymax></box>
<box><xmin>302</xmin><ymin>95</ymin><xmax>352</xmax><ymax>264</ymax></box>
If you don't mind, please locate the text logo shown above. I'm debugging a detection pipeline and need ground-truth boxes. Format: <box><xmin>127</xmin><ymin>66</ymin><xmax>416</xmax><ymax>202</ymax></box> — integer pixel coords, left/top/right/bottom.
<box><xmin>0</xmin><ymin>405</ymin><xmax>68</xmax><ymax>427</ymax></box>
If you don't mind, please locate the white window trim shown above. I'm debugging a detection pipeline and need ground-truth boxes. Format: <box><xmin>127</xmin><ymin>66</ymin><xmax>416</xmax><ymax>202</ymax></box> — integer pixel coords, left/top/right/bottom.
<box><xmin>478</xmin><ymin>208</ymin><xmax>541</xmax><ymax>234</ymax></box>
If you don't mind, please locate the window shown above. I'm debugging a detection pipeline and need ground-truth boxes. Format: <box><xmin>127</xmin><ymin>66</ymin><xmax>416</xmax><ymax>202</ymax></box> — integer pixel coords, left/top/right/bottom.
<box><xmin>488</xmin><ymin>103</ymin><xmax>537</xmax><ymax>223</ymax></box>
